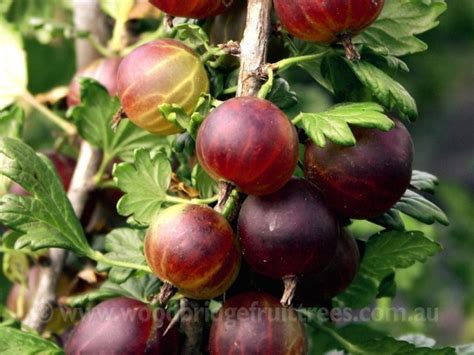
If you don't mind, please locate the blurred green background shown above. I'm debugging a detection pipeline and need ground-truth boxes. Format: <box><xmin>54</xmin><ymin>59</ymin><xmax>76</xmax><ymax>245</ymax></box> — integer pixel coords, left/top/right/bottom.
<box><xmin>1</xmin><ymin>0</ymin><xmax>473</xmax><ymax>346</ymax></box>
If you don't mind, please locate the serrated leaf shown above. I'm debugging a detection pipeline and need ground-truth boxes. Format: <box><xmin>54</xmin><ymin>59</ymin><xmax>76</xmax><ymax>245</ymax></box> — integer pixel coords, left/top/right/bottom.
<box><xmin>0</xmin><ymin>326</ymin><xmax>64</xmax><ymax>355</ymax></box>
<box><xmin>347</xmin><ymin>60</ymin><xmax>418</xmax><ymax>121</ymax></box>
<box><xmin>192</xmin><ymin>164</ymin><xmax>218</xmax><ymax>199</ymax></box>
<box><xmin>0</xmin><ymin>18</ymin><xmax>27</xmax><ymax>109</ymax></box>
<box><xmin>70</xmin><ymin>79</ymin><xmax>167</xmax><ymax>164</ymax></box>
<box><xmin>113</xmin><ymin>149</ymin><xmax>172</xmax><ymax>225</ymax></box>
<box><xmin>96</xmin><ymin>228</ymin><xmax>147</xmax><ymax>283</ymax></box>
<box><xmin>356</xmin><ymin>0</ymin><xmax>447</xmax><ymax>57</ymax></box>
<box><xmin>286</xmin><ymin>39</ymin><xmax>334</xmax><ymax>93</ymax></box>
<box><xmin>399</xmin><ymin>335</ymin><xmax>436</xmax><ymax>348</ymax></box>
<box><xmin>266</xmin><ymin>77</ymin><xmax>298</xmax><ymax>110</ymax></box>
<box><xmin>336</xmin><ymin>230</ymin><xmax>442</xmax><ymax>308</ymax></box>
<box><xmin>296</xmin><ymin>102</ymin><xmax>394</xmax><ymax>147</ymax></box>
<box><xmin>0</xmin><ymin>138</ymin><xmax>91</xmax><ymax>255</ymax></box>
<box><xmin>172</xmin><ymin>23</ymin><xmax>209</xmax><ymax>48</ymax></box>
<box><xmin>377</xmin><ymin>272</ymin><xmax>397</xmax><ymax>298</ymax></box>
<box><xmin>394</xmin><ymin>190</ymin><xmax>449</xmax><ymax>226</ymax></box>
<box><xmin>411</xmin><ymin>170</ymin><xmax>439</xmax><ymax>193</ymax></box>
<box><xmin>370</xmin><ymin>209</ymin><xmax>405</xmax><ymax>231</ymax></box>
<box><xmin>0</xmin><ymin>106</ymin><xmax>24</xmax><ymax>195</ymax></box>
<box><xmin>68</xmin><ymin>275</ymin><xmax>162</xmax><ymax>306</ymax></box>
<box><xmin>304</xmin><ymin>321</ymin><xmax>455</xmax><ymax>355</ymax></box>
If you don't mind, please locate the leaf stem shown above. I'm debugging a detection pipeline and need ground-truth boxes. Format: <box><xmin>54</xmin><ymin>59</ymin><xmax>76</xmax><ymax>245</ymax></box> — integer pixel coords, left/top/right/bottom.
<box><xmin>273</xmin><ymin>51</ymin><xmax>330</xmax><ymax>73</ymax></box>
<box><xmin>85</xmin><ymin>33</ymin><xmax>114</xmax><ymax>57</ymax></box>
<box><xmin>20</xmin><ymin>91</ymin><xmax>77</xmax><ymax>136</ymax></box>
<box><xmin>291</xmin><ymin>115</ymin><xmax>303</xmax><ymax>125</ymax></box>
<box><xmin>257</xmin><ymin>65</ymin><xmax>274</xmax><ymax>99</ymax></box>
<box><xmin>299</xmin><ymin>311</ymin><xmax>363</xmax><ymax>354</ymax></box>
<box><xmin>90</xmin><ymin>251</ymin><xmax>152</xmax><ymax>273</ymax></box>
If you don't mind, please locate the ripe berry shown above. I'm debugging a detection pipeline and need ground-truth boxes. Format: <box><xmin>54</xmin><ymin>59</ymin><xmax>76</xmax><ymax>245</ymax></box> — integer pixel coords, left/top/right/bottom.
<box><xmin>296</xmin><ymin>230</ymin><xmax>360</xmax><ymax>306</ymax></box>
<box><xmin>273</xmin><ymin>0</ymin><xmax>384</xmax><ymax>59</ymax></box>
<box><xmin>196</xmin><ymin>97</ymin><xmax>299</xmax><ymax>196</ymax></box>
<box><xmin>209</xmin><ymin>292</ymin><xmax>307</xmax><ymax>355</ymax></box>
<box><xmin>117</xmin><ymin>39</ymin><xmax>209</xmax><ymax>135</ymax></box>
<box><xmin>304</xmin><ymin>119</ymin><xmax>414</xmax><ymax>219</ymax></box>
<box><xmin>144</xmin><ymin>204</ymin><xmax>240</xmax><ymax>300</ymax></box>
<box><xmin>238</xmin><ymin>177</ymin><xmax>339</xmax><ymax>305</ymax></box>
<box><xmin>67</xmin><ymin>57</ymin><xmax>121</xmax><ymax>107</ymax></box>
<box><xmin>65</xmin><ymin>297</ymin><xmax>178</xmax><ymax>354</ymax></box>
<box><xmin>149</xmin><ymin>0</ymin><xmax>234</xmax><ymax>19</ymax></box>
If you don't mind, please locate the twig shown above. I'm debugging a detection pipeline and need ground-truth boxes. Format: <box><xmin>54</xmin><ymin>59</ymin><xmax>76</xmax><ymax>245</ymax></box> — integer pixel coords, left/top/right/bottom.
<box><xmin>22</xmin><ymin>0</ymin><xmax>107</xmax><ymax>332</ymax></box>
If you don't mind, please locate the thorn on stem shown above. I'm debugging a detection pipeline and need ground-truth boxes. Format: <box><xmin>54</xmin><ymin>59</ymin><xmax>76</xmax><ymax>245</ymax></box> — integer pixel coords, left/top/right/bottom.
<box><xmin>111</xmin><ymin>107</ymin><xmax>126</xmax><ymax>131</ymax></box>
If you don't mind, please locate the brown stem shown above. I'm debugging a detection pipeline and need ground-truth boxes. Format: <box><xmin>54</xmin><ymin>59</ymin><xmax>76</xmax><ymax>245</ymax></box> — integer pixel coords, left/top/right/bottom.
<box><xmin>339</xmin><ymin>33</ymin><xmax>361</xmax><ymax>62</ymax></box>
<box><xmin>180</xmin><ymin>298</ymin><xmax>205</xmax><ymax>355</ymax></box>
<box><xmin>281</xmin><ymin>275</ymin><xmax>298</xmax><ymax>308</ymax></box>
<box><xmin>158</xmin><ymin>282</ymin><xmax>177</xmax><ymax>305</ymax></box>
<box><xmin>237</xmin><ymin>0</ymin><xmax>273</xmax><ymax>97</ymax></box>
<box><xmin>22</xmin><ymin>0</ymin><xmax>107</xmax><ymax>332</ymax></box>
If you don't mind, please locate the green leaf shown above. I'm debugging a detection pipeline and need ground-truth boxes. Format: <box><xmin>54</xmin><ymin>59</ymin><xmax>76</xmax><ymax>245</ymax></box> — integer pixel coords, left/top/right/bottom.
<box><xmin>0</xmin><ymin>18</ymin><xmax>27</xmax><ymax>109</ymax></box>
<box><xmin>399</xmin><ymin>335</ymin><xmax>436</xmax><ymax>348</ymax></box>
<box><xmin>336</xmin><ymin>230</ymin><xmax>442</xmax><ymax>308</ymax></box>
<box><xmin>0</xmin><ymin>326</ymin><xmax>64</xmax><ymax>355</ymax></box>
<box><xmin>192</xmin><ymin>164</ymin><xmax>218</xmax><ymax>199</ymax></box>
<box><xmin>305</xmin><ymin>321</ymin><xmax>455</xmax><ymax>355</ymax></box>
<box><xmin>266</xmin><ymin>77</ymin><xmax>298</xmax><ymax>110</ymax></box>
<box><xmin>287</xmin><ymin>39</ymin><xmax>334</xmax><ymax>93</ymax></box>
<box><xmin>394</xmin><ymin>189</ymin><xmax>449</xmax><ymax>226</ymax></box>
<box><xmin>113</xmin><ymin>149</ymin><xmax>172</xmax><ymax>225</ymax></box>
<box><xmin>356</xmin><ymin>0</ymin><xmax>448</xmax><ymax>57</ymax></box>
<box><xmin>377</xmin><ymin>272</ymin><xmax>397</xmax><ymax>298</ymax></box>
<box><xmin>0</xmin><ymin>106</ymin><xmax>24</xmax><ymax>195</ymax></box>
<box><xmin>370</xmin><ymin>209</ymin><xmax>405</xmax><ymax>231</ymax></box>
<box><xmin>96</xmin><ymin>228</ymin><xmax>147</xmax><ymax>283</ymax></box>
<box><xmin>172</xmin><ymin>23</ymin><xmax>209</xmax><ymax>48</ymax></box>
<box><xmin>347</xmin><ymin>60</ymin><xmax>418</xmax><ymax>121</ymax></box>
<box><xmin>70</xmin><ymin>79</ymin><xmax>168</xmax><ymax>163</ymax></box>
<box><xmin>296</xmin><ymin>102</ymin><xmax>395</xmax><ymax>147</ymax></box>
<box><xmin>67</xmin><ymin>275</ymin><xmax>162</xmax><ymax>306</ymax></box>
<box><xmin>411</xmin><ymin>170</ymin><xmax>439</xmax><ymax>193</ymax></box>
<box><xmin>0</xmin><ymin>138</ymin><xmax>91</xmax><ymax>255</ymax></box>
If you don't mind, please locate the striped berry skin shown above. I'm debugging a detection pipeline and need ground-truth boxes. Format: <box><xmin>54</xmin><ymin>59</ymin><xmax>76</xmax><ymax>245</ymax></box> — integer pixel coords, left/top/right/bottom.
<box><xmin>196</xmin><ymin>97</ymin><xmax>299</xmax><ymax>196</ymax></box>
<box><xmin>304</xmin><ymin>119</ymin><xmax>413</xmax><ymax>219</ymax></box>
<box><xmin>149</xmin><ymin>0</ymin><xmax>234</xmax><ymax>19</ymax></box>
<box><xmin>209</xmin><ymin>292</ymin><xmax>307</xmax><ymax>355</ymax></box>
<box><xmin>67</xmin><ymin>57</ymin><xmax>121</xmax><ymax>107</ymax></box>
<box><xmin>144</xmin><ymin>204</ymin><xmax>241</xmax><ymax>300</ymax></box>
<box><xmin>117</xmin><ymin>39</ymin><xmax>209</xmax><ymax>135</ymax></box>
<box><xmin>238</xmin><ymin>178</ymin><xmax>339</xmax><ymax>279</ymax></box>
<box><xmin>273</xmin><ymin>0</ymin><xmax>384</xmax><ymax>44</ymax></box>
<box><xmin>65</xmin><ymin>298</ymin><xmax>178</xmax><ymax>355</ymax></box>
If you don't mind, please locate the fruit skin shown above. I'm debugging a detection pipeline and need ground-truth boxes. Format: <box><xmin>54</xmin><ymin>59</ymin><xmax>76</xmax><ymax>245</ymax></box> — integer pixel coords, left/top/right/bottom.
<box><xmin>149</xmin><ymin>0</ymin><xmax>234</xmax><ymax>19</ymax></box>
<box><xmin>273</xmin><ymin>0</ymin><xmax>384</xmax><ymax>43</ymax></box>
<box><xmin>196</xmin><ymin>97</ymin><xmax>299</xmax><ymax>196</ymax></box>
<box><xmin>67</xmin><ymin>57</ymin><xmax>121</xmax><ymax>107</ymax></box>
<box><xmin>144</xmin><ymin>204</ymin><xmax>240</xmax><ymax>300</ymax></box>
<box><xmin>304</xmin><ymin>119</ymin><xmax>414</xmax><ymax>219</ymax></box>
<box><xmin>238</xmin><ymin>177</ymin><xmax>339</xmax><ymax>279</ymax></box>
<box><xmin>117</xmin><ymin>39</ymin><xmax>209</xmax><ymax>135</ymax></box>
<box><xmin>65</xmin><ymin>297</ymin><xmax>178</xmax><ymax>355</ymax></box>
<box><xmin>209</xmin><ymin>291</ymin><xmax>307</xmax><ymax>355</ymax></box>
<box><xmin>296</xmin><ymin>230</ymin><xmax>360</xmax><ymax>306</ymax></box>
